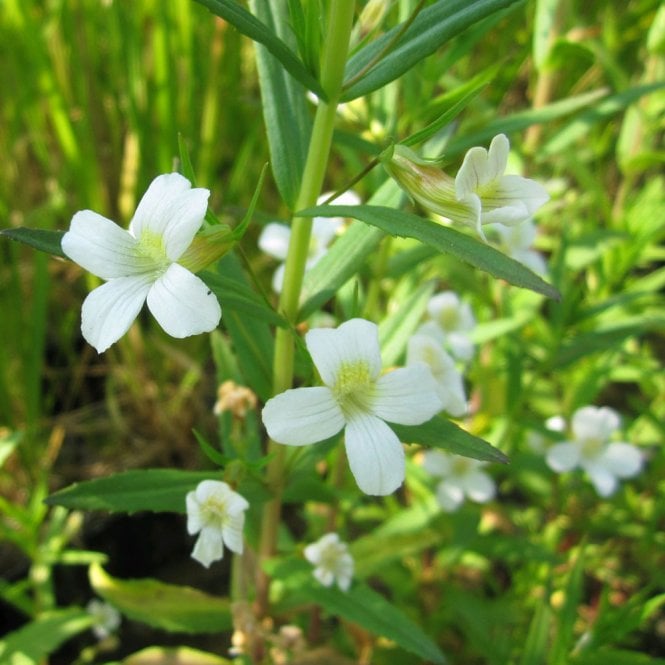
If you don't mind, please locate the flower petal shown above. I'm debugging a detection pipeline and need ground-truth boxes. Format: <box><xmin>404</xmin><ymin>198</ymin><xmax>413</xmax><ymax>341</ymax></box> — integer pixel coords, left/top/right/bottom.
<box><xmin>584</xmin><ymin>465</ymin><xmax>618</xmax><ymax>497</ymax></box>
<box><xmin>486</xmin><ymin>175</ymin><xmax>549</xmax><ymax>218</ymax></box>
<box><xmin>306</xmin><ymin>318</ymin><xmax>382</xmax><ymax>387</ymax></box>
<box><xmin>462</xmin><ymin>469</ymin><xmax>496</xmax><ymax>503</ymax></box>
<box><xmin>422</xmin><ymin>449</ymin><xmax>453</xmax><ymax>477</ymax></box>
<box><xmin>80</xmin><ymin>275</ymin><xmax>153</xmax><ymax>352</ymax></box>
<box><xmin>372</xmin><ymin>364</ymin><xmax>442</xmax><ymax>425</ymax></box>
<box><xmin>186</xmin><ymin>491</ymin><xmax>203</xmax><ymax>535</ymax></box>
<box><xmin>258</xmin><ymin>223</ymin><xmax>291</xmax><ymax>261</ymax></box>
<box><xmin>221</xmin><ymin>512</ymin><xmax>246</xmax><ymax>555</ymax></box>
<box><xmin>486</xmin><ymin>134</ymin><xmax>510</xmax><ymax>182</ymax></box>
<box><xmin>191</xmin><ymin>529</ymin><xmax>224</xmax><ymax>568</ymax></box>
<box><xmin>62</xmin><ymin>210</ymin><xmax>150</xmax><ymax>278</ymax></box>
<box><xmin>546</xmin><ymin>442</ymin><xmax>580</xmax><ymax>472</ymax></box>
<box><xmin>129</xmin><ymin>173</ymin><xmax>210</xmax><ymax>261</ymax></box>
<box><xmin>262</xmin><ymin>387</ymin><xmax>344</xmax><ymax>445</ymax></box>
<box><xmin>572</xmin><ymin>406</ymin><xmax>619</xmax><ymax>443</ymax></box>
<box><xmin>344</xmin><ymin>412</ymin><xmax>404</xmax><ymax>495</ymax></box>
<box><xmin>435</xmin><ymin>481</ymin><xmax>465</xmax><ymax>511</ymax></box>
<box><xmin>599</xmin><ymin>442</ymin><xmax>643</xmax><ymax>479</ymax></box>
<box><xmin>146</xmin><ymin>263</ymin><xmax>221</xmax><ymax>338</ymax></box>
<box><xmin>455</xmin><ymin>145</ymin><xmax>491</xmax><ymax>199</ymax></box>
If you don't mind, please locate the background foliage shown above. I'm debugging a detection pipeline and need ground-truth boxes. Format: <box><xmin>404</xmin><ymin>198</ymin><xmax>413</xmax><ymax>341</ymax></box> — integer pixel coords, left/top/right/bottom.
<box><xmin>1</xmin><ymin>0</ymin><xmax>664</xmax><ymax>663</ymax></box>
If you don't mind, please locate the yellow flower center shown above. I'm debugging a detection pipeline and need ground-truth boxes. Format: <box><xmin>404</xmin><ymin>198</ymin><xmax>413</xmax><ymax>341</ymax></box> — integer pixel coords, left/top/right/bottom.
<box><xmin>333</xmin><ymin>361</ymin><xmax>373</xmax><ymax>414</ymax></box>
<box><xmin>136</xmin><ymin>229</ymin><xmax>169</xmax><ymax>269</ymax></box>
<box><xmin>580</xmin><ymin>436</ymin><xmax>604</xmax><ymax>460</ymax></box>
<box><xmin>201</xmin><ymin>495</ymin><xmax>228</xmax><ymax>528</ymax></box>
<box><xmin>438</xmin><ymin>307</ymin><xmax>460</xmax><ymax>332</ymax></box>
<box><xmin>451</xmin><ymin>456</ymin><xmax>473</xmax><ymax>476</ymax></box>
<box><xmin>476</xmin><ymin>178</ymin><xmax>499</xmax><ymax>199</ymax></box>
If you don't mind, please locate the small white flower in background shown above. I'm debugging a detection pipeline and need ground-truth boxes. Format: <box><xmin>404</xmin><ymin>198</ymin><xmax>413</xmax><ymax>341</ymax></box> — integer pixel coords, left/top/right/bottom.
<box><xmin>492</xmin><ymin>219</ymin><xmax>547</xmax><ymax>275</ymax></box>
<box><xmin>383</xmin><ymin>135</ymin><xmax>549</xmax><ymax>240</ymax></box>
<box><xmin>258</xmin><ymin>191</ymin><xmax>360</xmax><ymax>292</ymax></box>
<box><xmin>424</xmin><ymin>291</ymin><xmax>475</xmax><ymax>362</ymax></box>
<box><xmin>407</xmin><ymin>331</ymin><xmax>467</xmax><ymax>417</ymax></box>
<box><xmin>61</xmin><ymin>173</ymin><xmax>221</xmax><ymax>353</ymax></box>
<box><xmin>186</xmin><ymin>480</ymin><xmax>249</xmax><ymax>567</ymax></box>
<box><xmin>262</xmin><ymin>318</ymin><xmax>442</xmax><ymax>495</ymax></box>
<box><xmin>422</xmin><ymin>450</ymin><xmax>496</xmax><ymax>512</ymax></box>
<box><xmin>304</xmin><ymin>533</ymin><xmax>354</xmax><ymax>591</ymax></box>
<box><xmin>545</xmin><ymin>406</ymin><xmax>643</xmax><ymax>497</ymax></box>
<box><xmin>86</xmin><ymin>599</ymin><xmax>121</xmax><ymax>640</ymax></box>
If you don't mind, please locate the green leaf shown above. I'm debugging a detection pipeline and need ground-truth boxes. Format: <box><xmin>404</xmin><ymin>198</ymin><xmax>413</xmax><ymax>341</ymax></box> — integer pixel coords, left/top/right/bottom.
<box><xmin>300</xmin><ymin>205</ymin><xmax>561</xmax><ymax>300</ymax></box>
<box><xmin>1</xmin><ymin>227</ymin><xmax>66</xmax><ymax>258</ymax></box>
<box><xmin>299</xmin><ymin>180</ymin><xmax>404</xmax><ymax>319</ymax></box>
<box><xmin>192</xmin><ymin>0</ymin><xmax>324</xmax><ymax>99</ymax></box>
<box><xmin>89</xmin><ymin>564</ymin><xmax>232</xmax><ymax>634</ymax></box>
<box><xmin>393</xmin><ymin>415</ymin><xmax>509</xmax><ymax>464</ymax></box>
<box><xmin>342</xmin><ymin>0</ymin><xmax>520</xmax><ymax>101</ymax></box>
<box><xmin>402</xmin><ymin>66</ymin><xmax>497</xmax><ymax>148</ymax></box>
<box><xmin>202</xmin><ymin>271</ymin><xmax>286</xmax><ymax>327</ymax></box>
<box><xmin>0</xmin><ymin>609</ymin><xmax>94</xmax><ymax>665</ymax></box>
<box><xmin>45</xmin><ymin>469</ymin><xmax>216</xmax><ymax>514</ymax></box>
<box><xmin>442</xmin><ymin>88</ymin><xmax>608</xmax><ymax>157</ymax></box>
<box><xmin>572</xmin><ymin>651</ymin><xmax>665</xmax><ymax>665</ymax></box>
<box><xmin>379</xmin><ymin>280</ymin><xmax>435</xmax><ymax>366</ymax></box>
<box><xmin>300</xmin><ymin>583</ymin><xmax>446</xmax><ymax>664</ymax></box>
<box><xmin>248</xmin><ymin>0</ymin><xmax>311</xmax><ymax>208</ymax></box>
<box><xmin>122</xmin><ymin>646</ymin><xmax>233</xmax><ymax>665</ymax></box>
<box><xmin>217</xmin><ymin>254</ymin><xmax>275</xmax><ymax>401</ymax></box>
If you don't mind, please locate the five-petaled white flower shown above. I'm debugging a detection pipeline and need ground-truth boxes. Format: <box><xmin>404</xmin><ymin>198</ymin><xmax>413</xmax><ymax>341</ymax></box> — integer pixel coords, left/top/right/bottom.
<box><xmin>492</xmin><ymin>219</ymin><xmax>547</xmax><ymax>275</ymax></box>
<box><xmin>258</xmin><ymin>191</ymin><xmax>359</xmax><ymax>292</ymax></box>
<box><xmin>454</xmin><ymin>134</ymin><xmax>550</xmax><ymax>239</ymax></box>
<box><xmin>186</xmin><ymin>480</ymin><xmax>249</xmax><ymax>568</ymax></box>
<box><xmin>406</xmin><ymin>331</ymin><xmax>467</xmax><ymax>417</ymax></box>
<box><xmin>304</xmin><ymin>533</ymin><xmax>354</xmax><ymax>591</ymax></box>
<box><xmin>545</xmin><ymin>406</ymin><xmax>643</xmax><ymax>497</ymax></box>
<box><xmin>86</xmin><ymin>599</ymin><xmax>121</xmax><ymax>640</ymax></box>
<box><xmin>61</xmin><ymin>173</ymin><xmax>222</xmax><ymax>353</ymax></box>
<box><xmin>422</xmin><ymin>450</ymin><xmax>496</xmax><ymax>512</ymax></box>
<box><xmin>423</xmin><ymin>291</ymin><xmax>475</xmax><ymax>362</ymax></box>
<box><xmin>261</xmin><ymin>318</ymin><xmax>443</xmax><ymax>495</ymax></box>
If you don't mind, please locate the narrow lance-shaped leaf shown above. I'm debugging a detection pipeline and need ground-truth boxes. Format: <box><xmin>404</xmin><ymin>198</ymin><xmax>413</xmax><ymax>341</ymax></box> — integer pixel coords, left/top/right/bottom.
<box><xmin>192</xmin><ymin>0</ymin><xmax>325</xmax><ymax>99</ymax></box>
<box><xmin>393</xmin><ymin>415</ymin><xmax>509</xmax><ymax>464</ymax></box>
<box><xmin>342</xmin><ymin>0</ymin><xmax>520</xmax><ymax>101</ymax></box>
<box><xmin>89</xmin><ymin>564</ymin><xmax>232</xmax><ymax>634</ymax></box>
<box><xmin>1</xmin><ymin>227</ymin><xmax>66</xmax><ymax>258</ymax></box>
<box><xmin>248</xmin><ymin>0</ymin><xmax>311</xmax><ymax>208</ymax></box>
<box><xmin>300</xmin><ymin>582</ymin><xmax>446</xmax><ymax>664</ymax></box>
<box><xmin>300</xmin><ymin>204</ymin><xmax>561</xmax><ymax>300</ymax></box>
<box><xmin>45</xmin><ymin>469</ymin><xmax>217</xmax><ymax>514</ymax></box>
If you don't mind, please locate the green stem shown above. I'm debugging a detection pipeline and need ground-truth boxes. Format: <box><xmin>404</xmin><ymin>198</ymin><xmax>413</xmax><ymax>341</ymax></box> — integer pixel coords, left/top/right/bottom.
<box><xmin>256</xmin><ymin>0</ymin><xmax>356</xmax><ymax>617</ymax></box>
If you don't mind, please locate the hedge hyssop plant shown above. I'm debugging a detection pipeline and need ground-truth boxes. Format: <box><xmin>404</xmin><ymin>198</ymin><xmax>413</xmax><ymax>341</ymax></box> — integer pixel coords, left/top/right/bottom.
<box><xmin>1</xmin><ymin>0</ymin><xmax>569</xmax><ymax>662</ymax></box>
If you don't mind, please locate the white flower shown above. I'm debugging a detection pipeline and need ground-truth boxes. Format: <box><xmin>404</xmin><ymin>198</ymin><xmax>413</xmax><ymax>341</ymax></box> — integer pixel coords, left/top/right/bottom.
<box><xmin>382</xmin><ymin>136</ymin><xmax>549</xmax><ymax>240</ymax></box>
<box><xmin>406</xmin><ymin>332</ymin><xmax>467</xmax><ymax>417</ymax></box>
<box><xmin>455</xmin><ymin>134</ymin><xmax>549</xmax><ymax>239</ymax></box>
<box><xmin>424</xmin><ymin>291</ymin><xmax>475</xmax><ymax>361</ymax></box>
<box><xmin>261</xmin><ymin>318</ymin><xmax>442</xmax><ymax>495</ymax></box>
<box><xmin>492</xmin><ymin>219</ymin><xmax>547</xmax><ymax>275</ymax></box>
<box><xmin>304</xmin><ymin>533</ymin><xmax>354</xmax><ymax>591</ymax></box>
<box><xmin>86</xmin><ymin>599</ymin><xmax>121</xmax><ymax>640</ymax></box>
<box><xmin>258</xmin><ymin>191</ymin><xmax>359</xmax><ymax>292</ymax></box>
<box><xmin>545</xmin><ymin>406</ymin><xmax>643</xmax><ymax>497</ymax></box>
<box><xmin>61</xmin><ymin>173</ymin><xmax>222</xmax><ymax>353</ymax></box>
<box><xmin>422</xmin><ymin>450</ymin><xmax>496</xmax><ymax>512</ymax></box>
<box><xmin>186</xmin><ymin>480</ymin><xmax>249</xmax><ymax>568</ymax></box>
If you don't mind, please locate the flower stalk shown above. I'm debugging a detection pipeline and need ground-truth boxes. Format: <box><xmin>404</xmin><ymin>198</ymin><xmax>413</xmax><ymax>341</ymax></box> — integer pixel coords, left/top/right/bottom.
<box><xmin>255</xmin><ymin>0</ymin><xmax>357</xmax><ymax>617</ymax></box>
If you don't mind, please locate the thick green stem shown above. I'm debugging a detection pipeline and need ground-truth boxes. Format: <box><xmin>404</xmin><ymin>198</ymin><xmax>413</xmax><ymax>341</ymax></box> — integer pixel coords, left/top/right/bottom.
<box><xmin>256</xmin><ymin>0</ymin><xmax>356</xmax><ymax>617</ymax></box>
